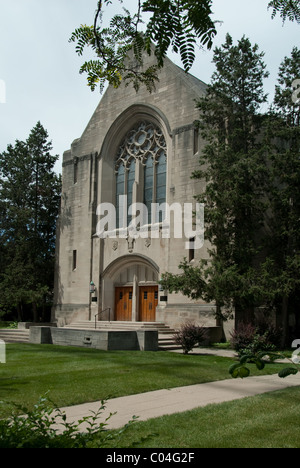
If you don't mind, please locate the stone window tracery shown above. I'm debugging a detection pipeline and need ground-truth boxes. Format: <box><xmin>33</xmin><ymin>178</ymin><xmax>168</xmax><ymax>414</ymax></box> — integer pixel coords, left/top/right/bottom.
<box><xmin>115</xmin><ymin>121</ymin><xmax>167</xmax><ymax>227</ymax></box>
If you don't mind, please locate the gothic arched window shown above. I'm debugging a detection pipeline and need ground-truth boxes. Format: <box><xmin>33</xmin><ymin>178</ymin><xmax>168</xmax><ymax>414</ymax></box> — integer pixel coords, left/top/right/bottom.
<box><xmin>144</xmin><ymin>155</ymin><xmax>153</xmax><ymax>224</ymax></box>
<box><xmin>115</xmin><ymin>121</ymin><xmax>167</xmax><ymax>228</ymax></box>
<box><xmin>155</xmin><ymin>151</ymin><xmax>167</xmax><ymax>222</ymax></box>
<box><xmin>126</xmin><ymin>159</ymin><xmax>135</xmax><ymax>226</ymax></box>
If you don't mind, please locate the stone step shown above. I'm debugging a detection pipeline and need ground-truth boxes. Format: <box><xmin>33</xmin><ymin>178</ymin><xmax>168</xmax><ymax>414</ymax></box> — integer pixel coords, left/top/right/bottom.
<box><xmin>0</xmin><ymin>329</ymin><xmax>30</xmax><ymax>343</ymax></box>
<box><xmin>0</xmin><ymin>325</ymin><xmax>182</xmax><ymax>350</ymax></box>
<box><xmin>66</xmin><ymin>320</ymin><xmax>172</xmax><ymax>331</ymax></box>
<box><xmin>157</xmin><ymin>335</ymin><xmax>182</xmax><ymax>351</ymax></box>
<box><xmin>158</xmin><ymin>344</ymin><xmax>181</xmax><ymax>350</ymax></box>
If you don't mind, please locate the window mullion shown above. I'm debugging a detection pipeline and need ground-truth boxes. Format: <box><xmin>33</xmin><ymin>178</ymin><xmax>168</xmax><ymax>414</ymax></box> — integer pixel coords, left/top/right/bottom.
<box><xmin>153</xmin><ymin>160</ymin><xmax>158</xmax><ymax>223</ymax></box>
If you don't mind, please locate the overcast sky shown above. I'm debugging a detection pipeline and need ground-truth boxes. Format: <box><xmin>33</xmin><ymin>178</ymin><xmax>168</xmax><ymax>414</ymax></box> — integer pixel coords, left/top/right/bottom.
<box><xmin>0</xmin><ymin>0</ymin><xmax>298</xmax><ymax>173</ymax></box>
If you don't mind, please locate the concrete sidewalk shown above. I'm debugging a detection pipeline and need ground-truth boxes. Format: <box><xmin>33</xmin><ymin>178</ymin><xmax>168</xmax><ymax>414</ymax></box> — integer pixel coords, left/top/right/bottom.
<box><xmin>56</xmin><ymin>371</ymin><xmax>300</xmax><ymax>432</ymax></box>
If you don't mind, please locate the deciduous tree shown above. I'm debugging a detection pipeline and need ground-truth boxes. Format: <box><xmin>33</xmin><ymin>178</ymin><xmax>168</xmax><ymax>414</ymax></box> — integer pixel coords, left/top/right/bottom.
<box><xmin>70</xmin><ymin>0</ymin><xmax>299</xmax><ymax>93</ymax></box>
<box><xmin>268</xmin><ymin>0</ymin><xmax>300</xmax><ymax>23</ymax></box>
<box><xmin>69</xmin><ymin>0</ymin><xmax>217</xmax><ymax>92</ymax></box>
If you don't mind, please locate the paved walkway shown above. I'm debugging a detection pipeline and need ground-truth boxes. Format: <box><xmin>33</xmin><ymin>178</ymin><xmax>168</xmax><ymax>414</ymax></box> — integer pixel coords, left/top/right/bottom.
<box><xmin>55</xmin><ymin>348</ymin><xmax>300</xmax><ymax>432</ymax></box>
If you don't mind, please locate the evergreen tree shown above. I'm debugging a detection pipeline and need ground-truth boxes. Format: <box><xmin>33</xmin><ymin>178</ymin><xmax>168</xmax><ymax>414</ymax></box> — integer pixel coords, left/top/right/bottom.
<box><xmin>263</xmin><ymin>47</ymin><xmax>300</xmax><ymax>345</ymax></box>
<box><xmin>0</xmin><ymin>123</ymin><xmax>61</xmax><ymax>321</ymax></box>
<box><xmin>161</xmin><ymin>34</ymin><xmax>270</xmax><ymax>326</ymax></box>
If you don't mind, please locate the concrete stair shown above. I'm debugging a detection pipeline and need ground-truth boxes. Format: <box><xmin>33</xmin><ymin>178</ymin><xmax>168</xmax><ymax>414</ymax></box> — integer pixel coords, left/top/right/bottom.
<box><xmin>0</xmin><ymin>321</ymin><xmax>181</xmax><ymax>350</ymax></box>
<box><xmin>0</xmin><ymin>329</ymin><xmax>30</xmax><ymax>344</ymax></box>
<box><xmin>65</xmin><ymin>320</ymin><xmax>181</xmax><ymax>351</ymax></box>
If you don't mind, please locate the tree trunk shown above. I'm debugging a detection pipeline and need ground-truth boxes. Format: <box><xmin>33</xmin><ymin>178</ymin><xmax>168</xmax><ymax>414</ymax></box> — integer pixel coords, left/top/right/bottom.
<box><xmin>32</xmin><ymin>302</ymin><xmax>38</xmax><ymax>323</ymax></box>
<box><xmin>235</xmin><ymin>303</ymin><xmax>255</xmax><ymax>329</ymax></box>
<box><xmin>17</xmin><ymin>302</ymin><xmax>23</xmax><ymax>322</ymax></box>
<box><xmin>281</xmin><ymin>295</ymin><xmax>289</xmax><ymax>348</ymax></box>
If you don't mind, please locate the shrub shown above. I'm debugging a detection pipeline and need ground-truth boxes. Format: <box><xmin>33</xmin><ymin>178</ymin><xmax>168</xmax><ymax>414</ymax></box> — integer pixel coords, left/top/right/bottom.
<box><xmin>174</xmin><ymin>321</ymin><xmax>207</xmax><ymax>354</ymax></box>
<box><xmin>256</xmin><ymin>318</ymin><xmax>282</xmax><ymax>350</ymax></box>
<box><xmin>0</xmin><ymin>394</ymin><xmax>137</xmax><ymax>448</ymax></box>
<box><xmin>230</xmin><ymin>323</ymin><xmax>257</xmax><ymax>354</ymax></box>
<box><xmin>0</xmin><ymin>321</ymin><xmax>17</xmax><ymax>329</ymax></box>
<box><xmin>230</xmin><ymin>321</ymin><xmax>282</xmax><ymax>357</ymax></box>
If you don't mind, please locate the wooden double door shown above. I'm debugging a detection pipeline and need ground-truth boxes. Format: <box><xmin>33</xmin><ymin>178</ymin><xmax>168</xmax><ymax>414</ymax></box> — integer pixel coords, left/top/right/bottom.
<box><xmin>115</xmin><ymin>285</ymin><xmax>158</xmax><ymax>322</ymax></box>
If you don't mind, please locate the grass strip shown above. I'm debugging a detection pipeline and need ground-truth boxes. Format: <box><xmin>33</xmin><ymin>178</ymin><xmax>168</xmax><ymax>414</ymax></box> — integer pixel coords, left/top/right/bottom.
<box><xmin>0</xmin><ymin>343</ymin><xmax>288</xmax><ymax>419</ymax></box>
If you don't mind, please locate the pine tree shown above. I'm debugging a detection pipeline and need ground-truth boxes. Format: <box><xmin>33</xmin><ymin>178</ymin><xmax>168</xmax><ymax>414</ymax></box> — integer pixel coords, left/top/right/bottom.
<box><xmin>161</xmin><ymin>34</ymin><xmax>270</xmax><ymax>326</ymax></box>
<box><xmin>264</xmin><ymin>47</ymin><xmax>300</xmax><ymax>345</ymax></box>
<box><xmin>0</xmin><ymin>123</ymin><xmax>61</xmax><ymax>321</ymax></box>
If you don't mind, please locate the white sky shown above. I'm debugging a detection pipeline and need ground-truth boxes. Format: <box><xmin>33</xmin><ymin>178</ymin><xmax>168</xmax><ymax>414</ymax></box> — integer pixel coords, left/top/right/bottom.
<box><xmin>0</xmin><ymin>0</ymin><xmax>298</xmax><ymax>173</ymax></box>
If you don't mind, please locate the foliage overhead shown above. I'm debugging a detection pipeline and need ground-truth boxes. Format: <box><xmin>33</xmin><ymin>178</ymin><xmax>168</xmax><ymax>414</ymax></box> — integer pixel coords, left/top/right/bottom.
<box><xmin>268</xmin><ymin>0</ymin><xmax>300</xmax><ymax>23</ymax></box>
<box><xmin>69</xmin><ymin>0</ymin><xmax>217</xmax><ymax>92</ymax></box>
<box><xmin>70</xmin><ymin>0</ymin><xmax>299</xmax><ymax>93</ymax></box>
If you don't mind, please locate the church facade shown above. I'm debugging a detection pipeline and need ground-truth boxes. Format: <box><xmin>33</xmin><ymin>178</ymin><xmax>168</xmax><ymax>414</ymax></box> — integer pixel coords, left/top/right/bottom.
<box><xmin>52</xmin><ymin>54</ymin><xmax>227</xmax><ymax>334</ymax></box>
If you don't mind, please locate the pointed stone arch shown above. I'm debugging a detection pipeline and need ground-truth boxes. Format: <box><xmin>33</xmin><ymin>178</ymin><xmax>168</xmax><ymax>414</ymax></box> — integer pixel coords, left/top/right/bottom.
<box><xmin>99</xmin><ymin>103</ymin><xmax>172</xmax><ymax>163</ymax></box>
<box><xmin>101</xmin><ymin>254</ymin><xmax>159</xmax><ymax>322</ymax></box>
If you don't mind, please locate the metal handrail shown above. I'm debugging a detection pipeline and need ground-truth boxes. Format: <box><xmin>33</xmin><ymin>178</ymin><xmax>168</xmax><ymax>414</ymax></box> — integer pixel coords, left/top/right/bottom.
<box><xmin>94</xmin><ymin>308</ymin><xmax>111</xmax><ymax>329</ymax></box>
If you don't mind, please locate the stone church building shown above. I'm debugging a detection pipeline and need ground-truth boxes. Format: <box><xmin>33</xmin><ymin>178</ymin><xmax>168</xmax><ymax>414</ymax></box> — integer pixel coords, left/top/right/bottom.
<box><xmin>52</xmin><ymin>53</ymin><xmax>228</xmax><ymax>337</ymax></box>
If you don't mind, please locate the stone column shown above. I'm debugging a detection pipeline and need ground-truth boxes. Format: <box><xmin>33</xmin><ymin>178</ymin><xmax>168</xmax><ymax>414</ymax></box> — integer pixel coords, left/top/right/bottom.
<box><xmin>132</xmin><ymin>268</ymin><xmax>138</xmax><ymax>322</ymax></box>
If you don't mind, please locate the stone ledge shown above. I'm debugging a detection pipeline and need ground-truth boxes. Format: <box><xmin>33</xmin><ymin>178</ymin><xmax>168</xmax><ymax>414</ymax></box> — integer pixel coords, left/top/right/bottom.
<box><xmin>29</xmin><ymin>327</ymin><xmax>158</xmax><ymax>351</ymax></box>
<box><xmin>18</xmin><ymin>322</ymin><xmax>57</xmax><ymax>330</ymax></box>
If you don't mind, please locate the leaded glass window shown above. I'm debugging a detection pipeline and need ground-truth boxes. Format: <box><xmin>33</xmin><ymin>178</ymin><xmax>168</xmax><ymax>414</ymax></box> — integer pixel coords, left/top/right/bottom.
<box><xmin>155</xmin><ymin>151</ymin><xmax>167</xmax><ymax>222</ymax></box>
<box><xmin>127</xmin><ymin>160</ymin><xmax>135</xmax><ymax>226</ymax></box>
<box><xmin>116</xmin><ymin>164</ymin><xmax>125</xmax><ymax>229</ymax></box>
<box><xmin>144</xmin><ymin>156</ymin><xmax>153</xmax><ymax>224</ymax></box>
<box><xmin>115</xmin><ymin>121</ymin><xmax>167</xmax><ymax>227</ymax></box>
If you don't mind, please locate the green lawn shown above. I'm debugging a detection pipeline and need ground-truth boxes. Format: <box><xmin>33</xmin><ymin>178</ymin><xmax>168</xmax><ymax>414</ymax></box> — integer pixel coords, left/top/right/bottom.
<box><xmin>107</xmin><ymin>386</ymin><xmax>300</xmax><ymax>448</ymax></box>
<box><xmin>0</xmin><ymin>343</ymin><xmax>288</xmax><ymax>419</ymax></box>
<box><xmin>0</xmin><ymin>343</ymin><xmax>299</xmax><ymax>448</ymax></box>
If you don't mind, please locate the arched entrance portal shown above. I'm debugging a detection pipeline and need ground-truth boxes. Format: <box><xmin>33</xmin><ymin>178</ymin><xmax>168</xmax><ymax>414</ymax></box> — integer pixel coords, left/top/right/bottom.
<box><xmin>102</xmin><ymin>255</ymin><xmax>159</xmax><ymax>322</ymax></box>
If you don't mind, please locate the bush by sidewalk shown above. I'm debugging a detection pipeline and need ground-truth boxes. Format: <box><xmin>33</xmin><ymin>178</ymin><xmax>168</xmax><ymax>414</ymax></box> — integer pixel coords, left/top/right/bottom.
<box><xmin>230</xmin><ymin>320</ymin><xmax>282</xmax><ymax>357</ymax></box>
<box><xmin>173</xmin><ymin>321</ymin><xmax>207</xmax><ymax>354</ymax></box>
<box><xmin>0</xmin><ymin>395</ymin><xmax>138</xmax><ymax>448</ymax></box>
